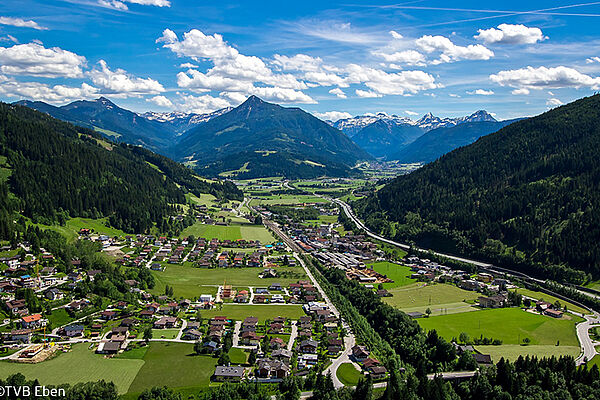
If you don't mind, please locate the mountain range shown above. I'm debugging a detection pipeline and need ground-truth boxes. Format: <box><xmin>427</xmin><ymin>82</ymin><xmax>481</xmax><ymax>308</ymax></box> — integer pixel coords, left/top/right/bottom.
<box><xmin>356</xmin><ymin>94</ymin><xmax>600</xmax><ymax>281</ymax></box>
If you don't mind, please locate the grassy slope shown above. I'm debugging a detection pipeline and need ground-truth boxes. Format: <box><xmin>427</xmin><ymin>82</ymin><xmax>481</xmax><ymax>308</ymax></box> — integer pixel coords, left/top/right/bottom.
<box><xmin>418</xmin><ymin>308</ymin><xmax>582</xmax><ymax>346</ymax></box>
<box><xmin>179</xmin><ymin>222</ymin><xmax>275</xmax><ymax>243</ymax></box>
<box><xmin>0</xmin><ymin>344</ymin><xmax>143</xmax><ymax>394</ymax></box>
<box><xmin>369</xmin><ymin>262</ymin><xmax>416</xmax><ymax>289</ymax></box>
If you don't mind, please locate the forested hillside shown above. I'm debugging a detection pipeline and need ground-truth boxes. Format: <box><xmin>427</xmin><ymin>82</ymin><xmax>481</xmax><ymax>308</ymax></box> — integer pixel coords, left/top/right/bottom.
<box><xmin>0</xmin><ymin>103</ymin><xmax>241</xmax><ymax>233</ymax></box>
<box><xmin>356</xmin><ymin>94</ymin><xmax>600</xmax><ymax>282</ymax></box>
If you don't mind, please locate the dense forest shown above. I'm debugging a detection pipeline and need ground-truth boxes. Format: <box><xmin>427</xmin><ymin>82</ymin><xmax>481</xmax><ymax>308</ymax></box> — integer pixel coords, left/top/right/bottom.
<box><xmin>0</xmin><ymin>102</ymin><xmax>241</xmax><ymax>234</ymax></box>
<box><xmin>356</xmin><ymin>94</ymin><xmax>600</xmax><ymax>282</ymax></box>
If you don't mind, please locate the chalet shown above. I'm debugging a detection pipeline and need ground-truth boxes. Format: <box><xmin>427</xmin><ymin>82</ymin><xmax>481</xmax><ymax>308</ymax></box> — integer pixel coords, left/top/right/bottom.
<box><xmin>298</xmin><ymin>354</ymin><xmax>318</xmax><ymax>368</ymax></box>
<box><xmin>203</xmin><ymin>341</ymin><xmax>218</xmax><ymax>352</ymax></box>
<box><xmin>44</xmin><ymin>288</ymin><xmax>63</xmax><ymax>301</ymax></box>
<box><xmin>120</xmin><ymin>318</ymin><xmax>136</xmax><ymax>327</ymax></box>
<box><xmin>269</xmin><ymin>322</ymin><xmax>283</xmax><ymax>333</ymax></box>
<box><xmin>182</xmin><ymin>329</ymin><xmax>202</xmax><ymax>340</ymax></box>
<box><xmin>368</xmin><ymin>365</ymin><xmax>387</xmax><ymax>380</ymax></box>
<box><xmin>536</xmin><ymin>301</ymin><xmax>553</xmax><ymax>312</ymax></box>
<box><xmin>458</xmin><ymin>279</ymin><xmax>481</xmax><ymax>291</ymax></box>
<box><xmin>64</xmin><ymin>325</ymin><xmax>84</xmax><ymax>337</ymax></box>
<box><xmin>270</xmin><ymin>337</ymin><xmax>285</xmax><ymax>349</ymax></box>
<box><xmin>272</xmin><ymin>349</ymin><xmax>293</xmax><ymax>361</ymax></box>
<box><xmin>100</xmin><ymin>310</ymin><xmax>117</xmax><ymax>320</ymax></box>
<box><xmin>242</xmin><ymin>316</ymin><xmax>258</xmax><ymax>331</ymax></box>
<box><xmin>269</xmin><ymin>283</ymin><xmax>282</xmax><ymax>291</ymax></box>
<box><xmin>241</xmin><ymin>331</ymin><xmax>262</xmax><ymax>346</ymax></box>
<box><xmin>298</xmin><ymin>339</ymin><xmax>318</xmax><ymax>354</ymax></box>
<box><xmin>21</xmin><ymin>314</ymin><xmax>43</xmax><ymax>329</ymax></box>
<box><xmin>5</xmin><ymin>299</ymin><xmax>28</xmax><ymax>315</ymax></box>
<box><xmin>272</xmin><ymin>294</ymin><xmax>284</xmax><ymax>303</ymax></box>
<box><xmin>154</xmin><ymin>316</ymin><xmax>177</xmax><ymax>329</ymax></box>
<box><xmin>213</xmin><ymin>366</ymin><xmax>244</xmax><ymax>382</ymax></box>
<box><xmin>256</xmin><ymin>359</ymin><xmax>290</xmax><ymax>379</ymax></box>
<box><xmin>478</xmin><ymin>294</ymin><xmax>507</xmax><ymax>309</ymax></box>
<box><xmin>327</xmin><ymin>338</ymin><xmax>343</xmax><ymax>354</ymax></box>
<box><xmin>96</xmin><ymin>341</ymin><xmax>121</xmax><ymax>354</ymax></box>
<box><xmin>8</xmin><ymin>329</ymin><xmax>32</xmax><ymax>343</ymax></box>
<box><xmin>352</xmin><ymin>345</ymin><xmax>369</xmax><ymax>361</ymax></box>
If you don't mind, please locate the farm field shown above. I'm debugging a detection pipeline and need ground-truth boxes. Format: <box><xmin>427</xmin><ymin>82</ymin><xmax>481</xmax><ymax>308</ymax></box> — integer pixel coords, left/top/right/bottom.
<box><xmin>152</xmin><ymin>329</ymin><xmax>179</xmax><ymax>339</ymax></box>
<box><xmin>475</xmin><ymin>344</ymin><xmax>580</xmax><ymax>362</ymax></box>
<box><xmin>418</xmin><ymin>308</ymin><xmax>582</xmax><ymax>346</ymax></box>
<box><xmin>0</xmin><ymin>344</ymin><xmax>143</xmax><ymax>394</ymax></box>
<box><xmin>201</xmin><ymin>304</ymin><xmax>305</xmax><ymax>321</ymax></box>
<box><xmin>401</xmin><ymin>302</ymin><xmax>479</xmax><ymax>317</ymax></box>
<box><xmin>514</xmin><ymin>288</ymin><xmax>589</xmax><ymax>315</ymax></box>
<box><xmin>369</xmin><ymin>261</ymin><xmax>416</xmax><ymax>289</ymax></box>
<box><xmin>249</xmin><ymin>195</ymin><xmax>327</xmax><ymax>206</ymax></box>
<box><xmin>336</xmin><ymin>362</ymin><xmax>363</xmax><ymax>386</ymax></box>
<box><xmin>150</xmin><ymin>264</ymin><xmax>307</xmax><ymax>298</ymax></box>
<box><xmin>31</xmin><ymin>217</ymin><xmax>130</xmax><ymax>242</ymax></box>
<box><xmin>382</xmin><ymin>283</ymin><xmax>480</xmax><ymax>314</ymax></box>
<box><xmin>126</xmin><ymin>342</ymin><xmax>216</xmax><ymax>396</ymax></box>
<box><xmin>179</xmin><ymin>222</ymin><xmax>275</xmax><ymax>243</ymax></box>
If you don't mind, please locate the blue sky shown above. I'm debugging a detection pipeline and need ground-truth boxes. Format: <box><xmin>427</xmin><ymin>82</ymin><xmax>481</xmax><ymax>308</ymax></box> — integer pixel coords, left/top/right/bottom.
<box><xmin>0</xmin><ymin>0</ymin><xmax>599</xmax><ymax>121</ymax></box>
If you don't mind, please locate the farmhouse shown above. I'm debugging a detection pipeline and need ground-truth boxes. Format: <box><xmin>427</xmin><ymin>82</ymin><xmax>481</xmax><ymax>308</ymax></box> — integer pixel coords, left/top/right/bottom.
<box><xmin>214</xmin><ymin>366</ymin><xmax>244</xmax><ymax>382</ymax></box>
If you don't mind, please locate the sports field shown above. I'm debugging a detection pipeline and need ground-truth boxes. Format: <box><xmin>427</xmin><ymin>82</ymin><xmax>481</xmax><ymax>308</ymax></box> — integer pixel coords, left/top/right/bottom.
<box><xmin>383</xmin><ymin>283</ymin><xmax>480</xmax><ymax>315</ymax></box>
<box><xmin>336</xmin><ymin>362</ymin><xmax>363</xmax><ymax>386</ymax></box>
<box><xmin>179</xmin><ymin>222</ymin><xmax>275</xmax><ymax>243</ymax></box>
<box><xmin>126</xmin><ymin>342</ymin><xmax>216</xmax><ymax>395</ymax></box>
<box><xmin>474</xmin><ymin>344</ymin><xmax>580</xmax><ymax>362</ymax></box>
<box><xmin>150</xmin><ymin>264</ymin><xmax>307</xmax><ymax>298</ymax></box>
<box><xmin>0</xmin><ymin>344</ymin><xmax>143</xmax><ymax>394</ymax></box>
<box><xmin>419</xmin><ymin>308</ymin><xmax>582</xmax><ymax>346</ymax></box>
<box><xmin>201</xmin><ymin>304</ymin><xmax>305</xmax><ymax>321</ymax></box>
<box><xmin>369</xmin><ymin>261</ymin><xmax>416</xmax><ymax>289</ymax></box>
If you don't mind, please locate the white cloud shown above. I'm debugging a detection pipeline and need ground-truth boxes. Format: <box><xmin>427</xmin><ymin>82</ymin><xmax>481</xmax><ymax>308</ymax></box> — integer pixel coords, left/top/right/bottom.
<box><xmin>404</xmin><ymin>110</ymin><xmax>418</xmax><ymax>116</ymax></box>
<box><xmin>273</xmin><ymin>54</ymin><xmax>323</xmax><ymax>72</ymax></box>
<box><xmin>304</xmin><ymin>71</ymin><xmax>347</xmax><ymax>87</ymax></box>
<box><xmin>88</xmin><ymin>60</ymin><xmax>165</xmax><ymax>97</ymax></box>
<box><xmin>490</xmin><ymin>66</ymin><xmax>600</xmax><ymax>91</ymax></box>
<box><xmin>178</xmin><ymin>93</ymin><xmax>233</xmax><ymax>114</ymax></box>
<box><xmin>0</xmin><ymin>16</ymin><xmax>47</xmax><ymax>30</ymax></box>
<box><xmin>346</xmin><ymin>64</ymin><xmax>440</xmax><ymax>96</ymax></box>
<box><xmin>355</xmin><ymin>89</ymin><xmax>381</xmax><ymax>98</ymax></box>
<box><xmin>98</xmin><ymin>0</ymin><xmax>128</xmax><ymax>10</ymax></box>
<box><xmin>390</xmin><ymin>30</ymin><xmax>403</xmax><ymax>40</ymax></box>
<box><xmin>313</xmin><ymin>111</ymin><xmax>352</xmax><ymax>122</ymax></box>
<box><xmin>0</xmin><ymin>43</ymin><xmax>86</xmax><ymax>78</ymax></box>
<box><xmin>511</xmin><ymin>88</ymin><xmax>530</xmax><ymax>95</ymax></box>
<box><xmin>179</xmin><ymin>62</ymin><xmax>198</xmax><ymax>69</ymax></box>
<box><xmin>0</xmin><ymin>35</ymin><xmax>18</xmax><ymax>43</ymax></box>
<box><xmin>373</xmin><ymin>49</ymin><xmax>426</xmax><ymax>66</ymax></box>
<box><xmin>449</xmin><ymin>93</ymin><xmax>461</xmax><ymax>98</ymax></box>
<box><xmin>466</xmin><ymin>89</ymin><xmax>494</xmax><ymax>95</ymax></box>
<box><xmin>475</xmin><ymin>24</ymin><xmax>546</xmax><ymax>45</ymax></box>
<box><xmin>147</xmin><ymin>95</ymin><xmax>173</xmax><ymax>108</ymax></box>
<box><xmin>586</xmin><ymin>57</ymin><xmax>600</xmax><ymax>64</ymax></box>
<box><xmin>546</xmin><ymin>98</ymin><xmax>563</xmax><ymax>107</ymax></box>
<box><xmin>329</xmin><ymin>88</ymin><xmax>347</xmax><ymax>99</ymax></box>
<box><xmin>416</xmin><ymin>35</ymin><xmax>493</xmax><ymax>63</ymax></box>
<box><xmin>0</xmin><ymin>75</ymin><xmax>98</xmax><ymax>104</ymax></box>
<box><xmin>98</xmin><ymin>0</ymin><xmax>170</xmax><ymax>9</ymax></box>
<box><xmin>126</xmin><ymin>0</ymin><xmax>170</xmax><ymax>6</ymax></box>
<box><xmin>158</xmin><ymin>29</ymin><xmax>314</xmax><ymax>103</ymax></box>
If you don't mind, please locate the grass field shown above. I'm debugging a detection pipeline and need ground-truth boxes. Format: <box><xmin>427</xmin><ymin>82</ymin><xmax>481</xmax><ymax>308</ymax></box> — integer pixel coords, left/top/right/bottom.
<box><xmin>126</xmin><ymin>342</ymin><xmax>216</xmax><ymax>395</ymax></box>
<box><xmin>336</xmin><ymin>363</ymin><xmax>363</xmax><ymax>386</ymax></box>
<box><xmin>46</xmin><ymin>308</ymin><xmax>73</xmax><ymax>328</ymax></box>
<box><xmin>31</xmin><ymin>217</ymin><xmax>130</xmax><ymax>242</ymax></box>
<box><xmin>152</xmin><ymin>329</ymin><xmax>179</xmax><ymax>339</ymax></box>
<box><xmin>419</xmin><ymin>308</ymin><xmax>581</xmax><ymax>346</ymax></box>
<box><xmin>475</xmin><ymin>344</ymin><xmax>580</xmax><ymax>362</ymax></box>
<box><xmin>150</xmin><ymin>264</ymin><xmax>307</xmax><ymax>298</ymax></box>
<box><xmin>514</xmin><ymin>288</ymin><xmax>589</xmax><ymax>315</ymax></box>
<box><xmin>369</xmin><ymin>262</ymin><xmax>416</xmax><ymax>289</ymax></box>
<box><xmin>586</xmin><ymin>354</ymin><xmax>600</xmax><ymax>369</ymax></box>
<box><xmin>0</xmin><ymin>345</ymin><xmax>143</xmax><ymax>394</ymax></box>
<box><xmin>201</xmin><ymin>304</ymin><xmax>305</xmax><ymax>321</ymax></box>
<box><xmin>249</xmin><ymin>195</ymin><xmax>327</xmax><ymax>206</ymax></box>
<box><xmin>228</xmin><ymin>347</ymin><xmax>248</xmax><ymax>364</ymax></box>
<box><xmin>179</xmin><ymin>222</ymin><xmax>275</xmax><ymax>243</ymax></box>
<box><xmin>383</xmin><ymin>283</ymin><xmax>480</xmax><ymax>315</ymax></box>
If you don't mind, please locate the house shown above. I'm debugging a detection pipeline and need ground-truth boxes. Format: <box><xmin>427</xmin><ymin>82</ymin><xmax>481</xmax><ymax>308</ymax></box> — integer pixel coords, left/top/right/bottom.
<box><xmin>478</xmin><ymin>294</ymin><xmax>507</xmax><ymax>309</ymax></box>
<box><xmin>271</xmin><ymin>349</ymin><xmax>292</xmax><ymax>361</ymax></box>
<box><xmin>298</xmin><ymin>339</ymin><xmax>318</xmax><ymax>354</ymax></box>
<box><xmin>213</xmin><ymin>366</ymin><xmax>244</xmax><ymax>382</ymax></box>
<box><xmin>96</xmin><ymin>341</ymin><xmax>121</xmax><ymax>354</ymax></box>
<box><xmin>5</xmin><ymin>299</ymin><xmax>28</xmax><ymax>315</ymax></box>
<box><xmin>269</xmin><ymin>322</ymin><xmax>283</xmax><ymax>334</ymax></box>
<box><xmin>203</xmin><ymin>341</ymin><xmax>218</xmax><ymax>352</ymax></box>
<box><xmin>242</xmin><ymin>316</ymin><xmax>258</xmax><ymax>331</ymax></box>
<box><xmin>269</xmin><ymin>283</ymin><xmax>282</xmax><ymax>291</ymax></box>
<box><xmin>406</xmin><ymin>311</ymin><xmax>424</xmax><ymax>319</ymax></box>
<box><xmin>536</xmin><ymin>301</ymin><xmax>552</xmax><ymax>312</ymax></box>
<box><xmin>298</xmin><ymin>354</ymin><xmax>318</xmax><ymax>368</ymax></box>
<box><xmin>154</xmin><ymin>316</ymin><xmax>177</xmax><ymax>329</ymax></box>
<box><xmin>327</xmin><ymin>338</ymin><xmax>342</xmax><ymax>354</ymax></box>
<box><xmin>473</xmin><ymin>353</ymin><xmax>493</xmax><ymax>366</ymax></box>
<box><xmin>241</xmin><ymin>331</ymin><xmax>262</xmax><ymax>346</ymax></box>
<box><xmin>8</xmin><ymin>329</ymin><xmax>32</xmax><ymax>343</ymax></box>
<box><xmin>21</xmin><ymin>314</ymin><xmax>43</xmax><ymax>329</ymax></box>
<box><xmin>458</xmin><ymin>280</ymin><xmax>481</xmax><ymax>291</ymax></box>
<box><xmin>271</xmin><ymin>294</ymin><xmax>285</xmax><ymax>303</ymax></box>
<box><xmin>44</xmin><ymin>288</ymin><xmax>63</xmax><ymax>301</ymax></box>
<box><xmin>368</xmin><ymin>365</ymin><xmax>388</xmax><ymax>380</ymax></box>
<box><xmin>256</xmin><ymin>359</ymin><xmax>290</xmax><ymax>379</ymax></box>
<box><xmin>63</xmin><ymin>325</ymin><xmax>84</xmax><ymax>337</ymax></box>
<box><xmin>352</xmin><ymin>345</ymin><xmax>369</xmax><ymax>361</ymax></box>
<box><xmin>270</xmin><ymin>337</ymin><xmax>285</xmax><ymax>349</ymax></box>
<box><xmin>182</xmin><ymin>329</ymin><xmax>202</xmax><ymax>341</ymax></box>
<box><xmin>100</xmin><ymin>310</ymin><xmax>117</xmax><ymax>320</ymax></box>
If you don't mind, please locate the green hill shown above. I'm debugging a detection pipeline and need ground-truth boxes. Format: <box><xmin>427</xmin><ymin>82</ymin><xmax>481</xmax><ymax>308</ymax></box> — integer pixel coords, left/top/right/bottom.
<box><xmin>356</xmin><ymin>94</ymin><xmax>600</xmax><ymax>282</ymax></box>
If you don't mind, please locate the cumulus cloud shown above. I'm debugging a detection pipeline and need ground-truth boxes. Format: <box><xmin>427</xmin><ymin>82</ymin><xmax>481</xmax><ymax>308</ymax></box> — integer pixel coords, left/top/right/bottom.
<box><xmin>390</xmin><ymin>30</ymin><xmax>403</xmax><ymax>40</ymax></box>
<box><xmin>490</xmin><ymin>66</ymin><xmax>600</xmax><ymax>91</ymax></box>
<box><xmin>346</xmin><ymin>64</ymin><xmax>439</xmax><ymax>96</ymax></box>
<box><xmin>475</xmin><ymin>24</ymin><xmax>546</xmax><ymax>45</ymax></box>
<box><xmin>0</xmin><ymin>75</ymin><xmax>98</xmax><ymax>103</ymax></box>
<box><xmin>147</xmin><ymin>95</ymin><xmax>173</xmax><ymax>108</ymax></box>
<box><xmin>467</xmin><ymin>89</ymin><xmax>494</xmax><ymax>95</ymax></box>
<box><xmin>416</xmin><ymin>35</ymin><xmax>493</xmax><ymax>63</ymax></box>
<box><xmin>98</xmin><ymin>0</ymin><xmax>128</xmax><ymax>10</ymax></box>
<box><xmin>355</xmin><ymin>89</ymin><xmax>381</xmax><ymax>98</ymax></box>
<box><xmin>373</xmin><ymin>49</ymin><xmax>426</xmax><ymax>66</ymax></box>
<box><xmin>178</xmin><ymin>93</ymin><xmax>233</xmax><ymax>114</ymax></box>
<box><xmin>511</xmin><ymin>88</ymin><xmax>530</xmax><ymax>95</ymax></box>
<box><xmin>158</xmin><ymin>29</ymin><xmax>313</xmax><ymax>103</ymax></box>
<box><xmin>404</xmin><ymin>110</ymin><xmax>418</xmax><ymax>116</ymax></box>
<box><xmin>329</xmin><ymin>88</ymin><xmax>347</xmax><ymax>99</ymax></box>
<box><xmin>88</xmin><ymin>60</ymin><xmax>165</xmax><ymax>97</ymax></box>
<box><xmin>0</xmin><ymin>43</ymin><xmax>86</xmax><ymax>78</ymax></box>
<box><xmin>273</xmin><ymin>54</ymin><xmax>323</xmax><ymax>72</ymax></box>
<box><xmin>313</xmin><ymin>111</ymin><xmax>352</xmax><ymax>122</ymax></box>
<box><xmin>546</xmin><ymin>98</ymin><xmax>563</xmax><ymax>107</ymax></box>
<box><xmin>179</xmin><ymin>62</ymin><xmax>198</xmax><ymax>69</ymax></box>
<box><xmin>0</xmin><ymin>16</ymin><xmax>47</xmax><ymax>30</ymax></box>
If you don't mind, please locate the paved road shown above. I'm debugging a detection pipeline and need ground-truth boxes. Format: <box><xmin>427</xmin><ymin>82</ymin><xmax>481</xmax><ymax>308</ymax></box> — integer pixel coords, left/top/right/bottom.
<box><xmin>287</xmin><ymin>322</ymin><xmax>298</xmax><ymax>352</ymax></box>
<box><xmin>576</xmin><ymin>312</ymin><xmax>600</xmax><ymax>365</ymax></box>
<box><xmin>324</xmin><ymin>332</ymin><xmax>358</xmax><ymax>388</ymax></box>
